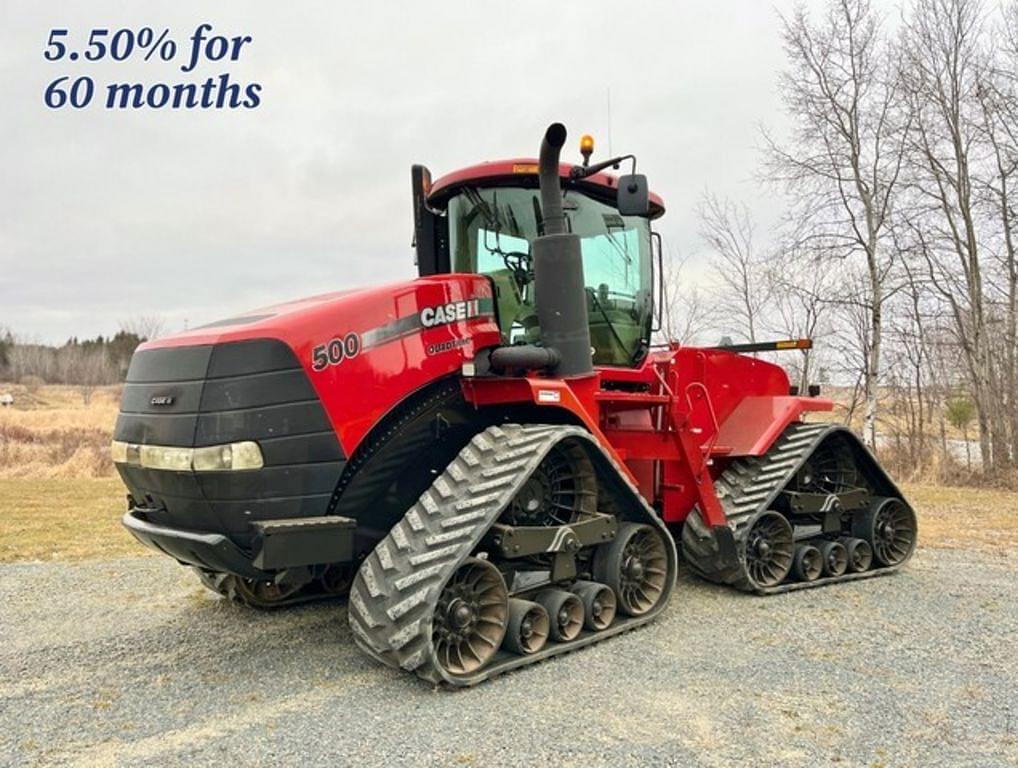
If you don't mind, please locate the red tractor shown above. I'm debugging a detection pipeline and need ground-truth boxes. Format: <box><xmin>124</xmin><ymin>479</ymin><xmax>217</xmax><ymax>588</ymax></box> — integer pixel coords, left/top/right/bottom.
<box><xmin>115</xmin><ymin>124</ymin><xmax>917</xmax><ymax>686</ymax></box>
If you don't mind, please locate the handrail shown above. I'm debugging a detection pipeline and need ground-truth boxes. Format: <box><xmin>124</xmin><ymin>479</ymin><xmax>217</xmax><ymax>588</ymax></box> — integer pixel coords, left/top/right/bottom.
<box><xmin>684</xmin><ymin>381</ymin><xmax>720</xmax><ymax>460</ymax></box>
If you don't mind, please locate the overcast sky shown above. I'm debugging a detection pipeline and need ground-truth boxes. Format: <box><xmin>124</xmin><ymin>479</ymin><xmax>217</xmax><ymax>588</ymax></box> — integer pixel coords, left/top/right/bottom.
<box><xmin>1</xmin><ymin>0</ymin><xmax>881</xmax><ymax>344</ymax></box>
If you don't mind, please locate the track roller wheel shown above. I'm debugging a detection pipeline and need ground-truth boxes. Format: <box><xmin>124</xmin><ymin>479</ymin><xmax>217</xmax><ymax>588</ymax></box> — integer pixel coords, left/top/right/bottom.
<box><xmin>535</xmin><ymin>589</ymin><xmax>584</xmax><ymax>642</ymax></box>
<box><xmin>840</xmin><ymin>537</ymin><xmax>873</xmax><ymax>573</ymax></box>
<box><xmin>742</xmin><ymin>511</ymin><xmax>795</xmax><ymax>589</ymax></box>
<box><xmin>432</xmin><ymin>558</ymin><xmax>509</xmax><ymax>676</ymax></box>
<box><xmin>792</xmin><ymin>544</ymin><xmax>823</xmax><ymax>582</ymax></box>
<box><xmin>818</xmin><ymin>540</ymin><xmax>848</xmax><ymax>577</ymax></box>
<box><xmin>572</xmin><ymin>581</ymin><xmax>617</xmax><ymax>630</ymax></box>
<box><xmin>854</xmin><ymin>498</ymin><xmax>917</xmax><ymax>567</ymax></box>
<box><xmin>503</xmin><ymin>599</ymin><xmax>550</xmax><ymax>655</ymax></box>
<box><xmin>233</xmin><ymin>577</ymin><xmax>303</xmax><ymax>607</ymax></box>
<box><xmin>593</xmin><ymin>523</ymin><xmax>669</xmax><ymax>617</ymax></box>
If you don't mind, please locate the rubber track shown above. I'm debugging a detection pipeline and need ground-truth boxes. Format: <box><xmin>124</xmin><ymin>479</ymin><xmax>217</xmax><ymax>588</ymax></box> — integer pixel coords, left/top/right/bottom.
<box><xmin>681</xmin><ymin>422</ymin><xmax>911</xmax><ymax>594</ymax></box>
<box><xmin>347</xmin><ymin>423</ymin><xmax>677</xmax><ymax>687</ymax></box>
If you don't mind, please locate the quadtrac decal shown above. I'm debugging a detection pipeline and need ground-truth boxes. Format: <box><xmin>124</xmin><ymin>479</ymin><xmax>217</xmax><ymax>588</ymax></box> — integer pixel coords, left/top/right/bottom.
<box><xmin>426</xmin><ymin>337</ymin><xmax>471</xmax><ymax>356</ymax></box>
<box><xmin>310</xmin><ymin>296</ymin><xmax>495</xmax><ymax>371</ymax></box>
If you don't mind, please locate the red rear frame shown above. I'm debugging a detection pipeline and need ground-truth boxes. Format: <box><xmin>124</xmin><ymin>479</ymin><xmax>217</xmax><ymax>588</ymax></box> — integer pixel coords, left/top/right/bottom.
<box><xmin>463</xmin><ymin>347</ymin><xmax>831</xmax><ymax>525</ymax></box>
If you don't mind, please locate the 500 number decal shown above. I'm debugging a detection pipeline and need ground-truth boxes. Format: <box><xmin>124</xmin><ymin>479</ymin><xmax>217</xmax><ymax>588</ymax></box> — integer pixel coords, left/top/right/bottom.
<box><xmin>311</xmin><ymin>333</ymin><xmax>361</xmax><ymax>371</ymax></box>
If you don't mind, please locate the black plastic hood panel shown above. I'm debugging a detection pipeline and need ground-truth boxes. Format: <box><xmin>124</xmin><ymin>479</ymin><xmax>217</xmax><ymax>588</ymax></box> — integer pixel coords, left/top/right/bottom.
<box><xmin>114</xmin><ymin>339</ymin><xmax>346</xmax><ymax>543</ymax></box>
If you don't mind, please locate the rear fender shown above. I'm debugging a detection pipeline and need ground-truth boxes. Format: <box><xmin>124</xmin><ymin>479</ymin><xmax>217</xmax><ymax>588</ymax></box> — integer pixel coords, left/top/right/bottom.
<box><xmin>715</xmin><ymin>395</ymin><xmax>833</xmax><ymax>457</ymax></box>
<box><xmin>462</xmin><ymin>376</ymin><xmax>639</xmax><ymax>486</ymax></box>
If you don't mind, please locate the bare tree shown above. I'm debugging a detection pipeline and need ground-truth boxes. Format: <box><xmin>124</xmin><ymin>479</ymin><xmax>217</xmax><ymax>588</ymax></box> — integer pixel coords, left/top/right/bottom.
<box><xmin>7</xmin><ymin>339</ymin><xmax>57</xmax><ymax>384</ymax></box>
<box><xmin>57</xmin><ymin>345</ymin><xmax>117</xmax><ymax>404</ymax></box>
<box><xmin>974</xmin><ymin>3</ymin><xmax>1018</xmax><ymax>465</ymax></box>
<box><xmin>765</xmin><ymin>247</ymin><xmax>838</xmax><ymax>393</ymax></box>
<box><xmin>900</xmin><ymin>0</ymin><xmax>999</xmax><ymax>468</ymax></box>
<box><xmin>764</xmin><ymin>0</ymin><xmax>910</xmax><ymax>448</ymax></box>
<box><xmin>119</xmin><ymin>315</ymin><xmax>166</xmax><ymax>341</ymax></box>
<box><xmin>697</xmin><ymin>192</ymin><xmax>767</xmax><ymax>344</ymax></box>
<box><xmin>658</xmin><ymin>251</ymin><xmax>713</xmax><ymax>346</ymax></box>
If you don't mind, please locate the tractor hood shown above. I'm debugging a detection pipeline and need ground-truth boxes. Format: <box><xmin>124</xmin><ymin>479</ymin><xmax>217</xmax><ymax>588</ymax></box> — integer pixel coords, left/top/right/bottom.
<box><xmin>126</xmin><ymin>274</ymin><xmax>502</xmax><ymax>456</ymax></box>
<box><xmin>113</xmin><ymin>273</ymin><xmax>501</xmax><ymax>545</ymax></box>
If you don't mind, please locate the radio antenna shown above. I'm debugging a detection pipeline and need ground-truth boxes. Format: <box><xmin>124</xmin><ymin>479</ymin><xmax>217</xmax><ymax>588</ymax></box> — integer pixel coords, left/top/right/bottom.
<box><xmin>606</xmin><ymin>86</ymin><xmax>613</xmax><ymax>157</ymax></box>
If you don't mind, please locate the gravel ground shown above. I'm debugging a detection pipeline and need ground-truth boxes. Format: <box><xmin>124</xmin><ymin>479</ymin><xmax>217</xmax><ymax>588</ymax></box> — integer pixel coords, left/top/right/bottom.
<box><xmin>0</xmin><ymin>548</ymin><xmax>1015</xmax><ymax>768</ymax></box>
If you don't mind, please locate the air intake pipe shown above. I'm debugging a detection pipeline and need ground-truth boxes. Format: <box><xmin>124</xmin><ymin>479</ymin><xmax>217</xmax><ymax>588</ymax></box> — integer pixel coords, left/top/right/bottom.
<box><xmin>532</xmin><ymin>123</ymin><xmax>594</xmax><ymax>377</ymax></box>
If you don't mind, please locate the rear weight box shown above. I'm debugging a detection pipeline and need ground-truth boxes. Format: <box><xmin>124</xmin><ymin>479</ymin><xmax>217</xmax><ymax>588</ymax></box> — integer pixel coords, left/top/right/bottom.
<box><xmin>252</xmin><ymin>516</ymin><xmax>356</xmax><ymax>570</ymax></box>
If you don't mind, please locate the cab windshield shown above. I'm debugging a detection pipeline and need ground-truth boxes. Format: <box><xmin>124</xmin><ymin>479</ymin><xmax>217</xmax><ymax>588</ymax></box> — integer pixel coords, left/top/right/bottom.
<box><xmin>447</xmin><ymin>186</ymin><xmax>652</xmax><ymax>366</ymax></box>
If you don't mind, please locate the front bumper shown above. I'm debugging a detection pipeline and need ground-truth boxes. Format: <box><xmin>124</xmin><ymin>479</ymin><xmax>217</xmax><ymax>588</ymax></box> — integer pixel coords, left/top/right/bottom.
<box><xmin>122</xmin><ymin>509</ymin><xmax>358</xmax><ymax>578</ymax></box>
<box><xmin>123</xmin><ymin>510</ymin><xmax>264</xmax><ymax>578</ymax></box>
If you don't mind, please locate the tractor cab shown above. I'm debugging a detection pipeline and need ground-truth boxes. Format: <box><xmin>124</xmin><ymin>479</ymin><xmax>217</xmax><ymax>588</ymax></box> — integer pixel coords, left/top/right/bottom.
<box><xmin>412</xmin><ymin>142</ymin><xmax>665</xmax><ymax>367</ymax></box>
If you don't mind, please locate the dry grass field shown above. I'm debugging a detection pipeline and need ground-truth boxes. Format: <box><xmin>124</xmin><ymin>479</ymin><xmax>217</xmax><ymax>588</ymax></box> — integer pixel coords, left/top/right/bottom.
<box><xmin>0</xmin><ymin>383</ymin><xmax>119</xmax><ymax>479</ymax></box>
<box><xmin>0</xmin><ymin>384</ymin><xmax>1015</xmax><ymax>564</ymax></box>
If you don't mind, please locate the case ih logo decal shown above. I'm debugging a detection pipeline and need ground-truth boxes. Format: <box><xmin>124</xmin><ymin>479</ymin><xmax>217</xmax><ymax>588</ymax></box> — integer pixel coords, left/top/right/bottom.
<box><xmin>311</xmin><ymin>297</ymin><xmax>495</xmax><ymax>372</ymax></box>
<box><xmin>420</xmin><ymin>299</ymin><xmax>483</xmax><ymax>329</ymax></box>
<box><xmin>311</xmin><ymin>332</ymin><xmax>361</xmax><ymax>371</ymax></box>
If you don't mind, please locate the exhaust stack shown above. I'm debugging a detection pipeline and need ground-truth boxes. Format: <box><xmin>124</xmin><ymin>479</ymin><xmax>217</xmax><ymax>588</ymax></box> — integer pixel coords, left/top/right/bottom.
<box><xmin>533</xmin><ymin>123</ymin><xmax>593</xmax><ymax>377</ymax></box>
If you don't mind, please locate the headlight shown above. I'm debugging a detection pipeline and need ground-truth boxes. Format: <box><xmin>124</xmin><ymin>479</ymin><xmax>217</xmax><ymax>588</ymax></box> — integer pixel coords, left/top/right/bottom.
<box><xmin>139</xmin><ymin>444</ymin><xmax>194</xmax><ymax>472</ymax></box>
<box><xmin>111</xmin><ymin>440</ymin><xmax>263</xmax><ymax>472</ymax></box>
<box><xmin>110</xmin><ymin>440</ymin><xmax>128</xmax><ymax>464</ymax></box>
<box><xmin>192</xmin><ymin>441</ymin><xmax>264</xmax><ymax>471</ymax></box>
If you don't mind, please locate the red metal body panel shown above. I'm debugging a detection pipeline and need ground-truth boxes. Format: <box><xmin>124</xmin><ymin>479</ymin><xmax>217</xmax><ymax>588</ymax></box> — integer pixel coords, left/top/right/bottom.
<box><xmin>427</xmin><ymin>159</ymin><xmax>666</xmax><ymax>219</ymax></box>
<box><xmin>139</xmin><ymin>275</ymin><xmax>502</xmax><ymax>455</ymax></box>
<box><xmin>716</xmin><ymin>396</ymin><xmax>832</xmax><ymax>456</ymax></box>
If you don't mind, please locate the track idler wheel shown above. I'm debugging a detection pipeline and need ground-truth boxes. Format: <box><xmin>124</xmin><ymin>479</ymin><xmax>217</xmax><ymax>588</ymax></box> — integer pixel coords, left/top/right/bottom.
<box><xmin>501</xmin><ymin>439</ymin><xmax>598</xmax><ymax>527</ymax></box>
<box><xmin>535</xmin><ymin>589</ymin><xmax>584</xmax><ymax>642</ymax></box>
<box><xmin>817</xmin><ymin>540</ymin><xmax>848</xmax><ymax>577</ymax></box>
<box><xmin>593</xmin><ymin>523</ymin><xmax>669</xmax><ymax>617</ymax></box>
<box><xmin>572</xmin><ymin>581</ymin><xmax>617</xmax><ymax>631</ymax></box>
<box><xmin>503</xmin><ymin>599</ymin><xmax>551</xmax><ymax>655</ymax></box>
<box><xmin>840</xmin><ymin>537</ymin><xmax>873</xmax><ymax>573</ymax></box>
<box><xmin>854</xmin><ymin>498</ymin><xmax>918</xmax><ymax>567</ymax></box>
<box><xmin>792</xmin><ymin>544</ymin><xmax>823</xmax><ymax>582</ymax></box>
<box><xmin>432</xmin><ymin>558</ymin><xmax>509</xmax><ymax>675</ymax></box>
<box><xmin>742</xmin><ymin>511</ymin><xmax>795</xmax><ymax>589</ymax></box>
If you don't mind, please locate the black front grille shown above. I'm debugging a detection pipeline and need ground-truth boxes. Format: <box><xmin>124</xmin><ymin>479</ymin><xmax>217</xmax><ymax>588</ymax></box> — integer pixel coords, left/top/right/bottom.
<box><xmin>114</xmin><ymin>339</ymin><xmax>346</xmax><ymax>544</ymax></box>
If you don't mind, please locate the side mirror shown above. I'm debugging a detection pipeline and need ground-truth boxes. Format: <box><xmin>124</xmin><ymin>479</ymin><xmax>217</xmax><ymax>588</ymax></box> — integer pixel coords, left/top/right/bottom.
<box><xmin>412</xmin><ymin>164</ymin><xmax>444</xmax><ymax>276</ymax></box>
<box><xmin>617</xmin><ymin>174</ymin><xmax>649</xmax><ymax>216</ymax></box>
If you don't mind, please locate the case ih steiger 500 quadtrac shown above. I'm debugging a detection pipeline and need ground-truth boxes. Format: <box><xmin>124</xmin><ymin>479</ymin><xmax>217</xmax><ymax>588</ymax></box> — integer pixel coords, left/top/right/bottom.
<box><xmin>114</xmin><ymin>124</ymin><xmax>917</xmax><ymax>686</ymax></box>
